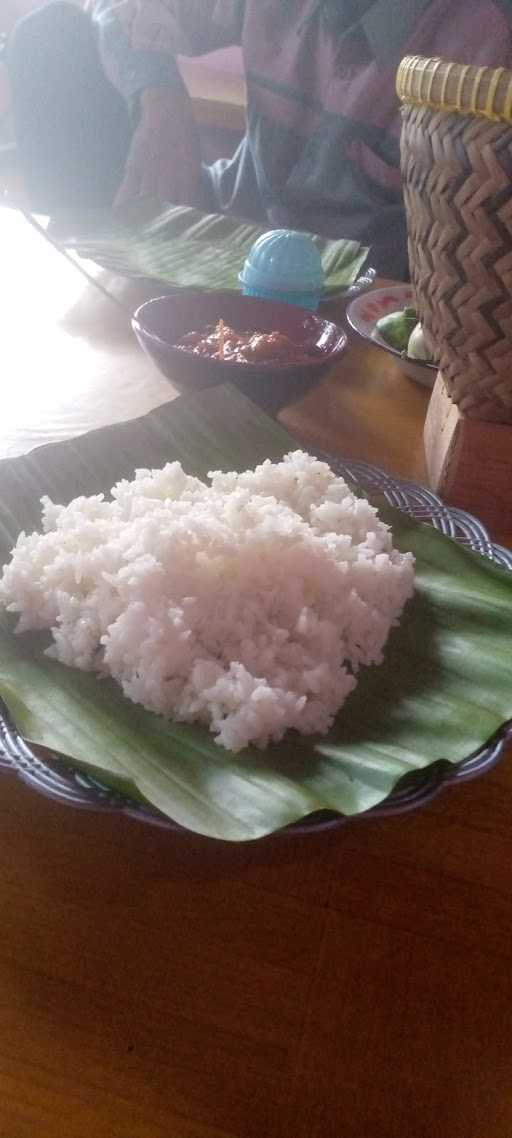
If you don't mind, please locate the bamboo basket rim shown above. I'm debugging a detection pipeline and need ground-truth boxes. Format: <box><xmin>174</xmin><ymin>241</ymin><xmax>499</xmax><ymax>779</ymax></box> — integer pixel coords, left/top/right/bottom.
<box><xmin>397</xmin><ymin>55</ymin><xmax>512</xmax><ymax>124</ymax></box>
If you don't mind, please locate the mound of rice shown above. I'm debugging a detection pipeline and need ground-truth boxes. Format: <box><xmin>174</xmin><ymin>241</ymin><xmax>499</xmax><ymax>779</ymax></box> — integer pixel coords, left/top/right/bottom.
<box><xmin>0</xmin><ymin>451</ymin><xmax>414</xmax><ymax>752</ymax></box>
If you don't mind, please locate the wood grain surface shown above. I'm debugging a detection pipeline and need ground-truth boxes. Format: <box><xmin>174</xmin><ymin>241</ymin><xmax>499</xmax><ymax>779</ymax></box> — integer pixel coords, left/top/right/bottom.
<box><xmin>1</xmin><ymin>208</ymin><xmax>512</xmax><ymax>1138</ymax></box>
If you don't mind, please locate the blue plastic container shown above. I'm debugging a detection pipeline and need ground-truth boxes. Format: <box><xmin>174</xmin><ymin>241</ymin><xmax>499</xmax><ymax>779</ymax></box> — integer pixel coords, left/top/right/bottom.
<box><xmin>239</xmin><ymin>229</ymin><xmax>324</xmax><ymax>310</ymax></box>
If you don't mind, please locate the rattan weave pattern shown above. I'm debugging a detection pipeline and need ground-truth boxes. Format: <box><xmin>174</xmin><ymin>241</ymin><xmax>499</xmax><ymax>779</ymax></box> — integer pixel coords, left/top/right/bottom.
<box><xmin>398</xmin><ymin>56</ymin><xmax>512</xmax><ymax>423</ymax></box>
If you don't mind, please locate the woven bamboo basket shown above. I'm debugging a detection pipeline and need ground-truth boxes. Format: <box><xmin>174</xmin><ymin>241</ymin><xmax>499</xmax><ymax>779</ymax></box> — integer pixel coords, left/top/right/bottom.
<box><xmin>397</xmin><ymin>55</ymin><xmax>512</xmax><ymax>423</ymax></box>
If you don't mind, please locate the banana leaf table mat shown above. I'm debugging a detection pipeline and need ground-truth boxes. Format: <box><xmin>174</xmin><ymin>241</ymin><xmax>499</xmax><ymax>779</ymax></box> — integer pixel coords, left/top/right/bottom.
<box><xmin>51</xmin><ymin>199</ymin><xmax>370</xmax><ymax>296</ymax></box>
<box><xmin>0</xmin><ymin>384</ymin><xmax>511</xmax><ymax>841</ymax></box>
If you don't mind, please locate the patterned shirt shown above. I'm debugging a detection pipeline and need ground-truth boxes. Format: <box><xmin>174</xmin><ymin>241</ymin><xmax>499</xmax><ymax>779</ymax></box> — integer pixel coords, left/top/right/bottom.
<box><xmin>91</xmin><ymin>0</ymin><xmax>512</xmax><ymax>274</ymax></box>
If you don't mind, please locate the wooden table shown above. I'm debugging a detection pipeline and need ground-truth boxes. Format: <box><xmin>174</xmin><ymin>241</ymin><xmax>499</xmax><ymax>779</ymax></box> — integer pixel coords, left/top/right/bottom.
<box><xmin>2</xmin><ymin>207</ymin><xmax>512</xmax><ymax>1138</ymax></box>
<box><xmin>179</xmin><ymin>53</ymin><xmax>246</xmax><ymax>134</ymax></box>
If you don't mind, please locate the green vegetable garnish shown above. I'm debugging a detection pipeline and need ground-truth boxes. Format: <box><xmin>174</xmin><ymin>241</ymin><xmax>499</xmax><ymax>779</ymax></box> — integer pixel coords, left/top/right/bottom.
<box><xmin>407</xmin><ymin>321</ymin><xmax>433</xmax><ymax>362</ymax></box>
<box><xmin>376</xmin><ymin>307</ymin><xmax>418</xmax><ymax>352</ymax></box>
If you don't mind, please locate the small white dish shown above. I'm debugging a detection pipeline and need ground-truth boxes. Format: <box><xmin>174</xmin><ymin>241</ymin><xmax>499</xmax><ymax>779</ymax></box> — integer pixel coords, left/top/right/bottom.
<box><xmin>346</xmin><ymin>284</ymin><xmax>437</xmax><ymax>389</ymax></box>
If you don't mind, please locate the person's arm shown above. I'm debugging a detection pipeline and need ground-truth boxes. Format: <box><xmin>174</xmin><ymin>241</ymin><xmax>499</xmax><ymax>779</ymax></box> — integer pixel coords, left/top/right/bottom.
<box><xmin>89</xmin><ymin>0</ymin><xmax>245</xmax><ymax>204</ymax></box>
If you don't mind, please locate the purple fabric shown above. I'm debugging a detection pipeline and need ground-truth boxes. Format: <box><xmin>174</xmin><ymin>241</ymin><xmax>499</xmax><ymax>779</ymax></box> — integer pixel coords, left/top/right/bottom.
<box><xmin>93</xmin><ymin>0</ymin><xmax>512</xmax><ymax>275</ymax></box>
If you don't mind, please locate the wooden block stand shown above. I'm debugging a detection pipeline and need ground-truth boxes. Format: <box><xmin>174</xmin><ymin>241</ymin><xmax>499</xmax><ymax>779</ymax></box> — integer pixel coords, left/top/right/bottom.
<box><xmin>424</xmin><ymin>373</ymin><xmax>512</xmax><ymax>543</ymax></box>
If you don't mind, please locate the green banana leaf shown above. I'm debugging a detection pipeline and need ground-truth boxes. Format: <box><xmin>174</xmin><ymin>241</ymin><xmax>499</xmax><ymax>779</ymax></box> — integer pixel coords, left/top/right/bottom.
<box><xmin>0</xmin><ymin>385</ymin><xmax>511</xmax><ymax>842</ymax></box>
<box><xmin>53</xmin><ymin>200</ymin><xmax>370</xmax><ymax>295</ymax></box>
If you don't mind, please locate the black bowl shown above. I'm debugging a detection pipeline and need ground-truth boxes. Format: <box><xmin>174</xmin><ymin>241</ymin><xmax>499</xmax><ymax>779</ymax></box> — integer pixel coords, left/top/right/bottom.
<box><xmin>132</xmin><ymin>291</ymin><xmax>347</xmax><ymax>412</ymax></box>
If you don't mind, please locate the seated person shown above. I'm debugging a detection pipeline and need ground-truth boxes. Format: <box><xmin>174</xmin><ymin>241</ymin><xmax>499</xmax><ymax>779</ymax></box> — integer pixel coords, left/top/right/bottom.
<box><xmin>6</xmin><ymin>0</ymin><xmax>512</xmax><ymax>276</ymax></box>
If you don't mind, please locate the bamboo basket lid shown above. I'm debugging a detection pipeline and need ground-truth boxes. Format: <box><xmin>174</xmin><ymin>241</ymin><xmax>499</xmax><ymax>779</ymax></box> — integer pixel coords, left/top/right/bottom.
<box><xmin>396</xmin><ymin>54</ymin><xmax>512</xmax><ymax>124</ymax></box>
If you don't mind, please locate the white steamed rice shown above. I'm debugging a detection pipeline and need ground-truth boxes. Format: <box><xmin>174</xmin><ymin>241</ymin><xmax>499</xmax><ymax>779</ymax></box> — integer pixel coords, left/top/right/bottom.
<box><xmin>0</xmin><ymin>451</ymin><xmax>414</xmax><ymax>752</ymax></box>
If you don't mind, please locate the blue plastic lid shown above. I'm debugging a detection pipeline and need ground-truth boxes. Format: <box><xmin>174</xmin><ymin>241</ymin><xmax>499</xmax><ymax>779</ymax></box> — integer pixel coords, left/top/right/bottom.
<box><xmin>240</xmin><ymin>229</ymin><xmax>324</xmax><ymax>293</ymax></box>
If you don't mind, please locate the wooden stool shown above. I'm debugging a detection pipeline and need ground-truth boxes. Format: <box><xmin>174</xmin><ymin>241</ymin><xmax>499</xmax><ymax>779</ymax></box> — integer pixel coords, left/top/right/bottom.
<box><xmin>424</xmin><ymin>374</ymin><xmax>511</xmax><ymax>538</ymax></box>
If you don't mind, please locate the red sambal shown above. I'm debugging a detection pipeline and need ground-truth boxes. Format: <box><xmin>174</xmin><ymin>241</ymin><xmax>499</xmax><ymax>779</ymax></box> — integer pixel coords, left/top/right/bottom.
<box><xmin>175</xmin><ymin>320</ymin><xmax>318</xmax><ymax>365</ymax></box>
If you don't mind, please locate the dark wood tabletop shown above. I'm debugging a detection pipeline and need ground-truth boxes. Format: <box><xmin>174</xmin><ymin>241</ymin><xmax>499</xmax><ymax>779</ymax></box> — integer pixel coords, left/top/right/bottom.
<box><xmin>1</xmin><ymin>207</ymin><xmax>511</xmax><ymax>1138</ymax></box>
